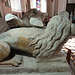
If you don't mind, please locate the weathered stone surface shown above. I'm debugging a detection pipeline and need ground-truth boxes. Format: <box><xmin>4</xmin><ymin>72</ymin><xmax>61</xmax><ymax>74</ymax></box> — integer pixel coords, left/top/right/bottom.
<box><xmin>5</xmin><ymin>13</ymin><xmax>18</xmax><ymax>21</ymax></box>
<box><xmin>30</xmin><ymin>17</ymin><xmax>44</xmax><ymax>27</ymax></box>
<box><xmin>0</xmin><ymin>11</ymin><xmax>74</xmax><ymax>74</ymax></box>
<box><xmin>71</xmin><ymin>23</ymin><xmax>75</xmax><ymax>35</ymax></box>
<box><xmin>0</xmin><ymin>52</ymin><xmax>70</xmax><ymax>74</ymax></box>
<box><xmin>0</xmin><ymin>72</ymin><xmax>71</xmax><ymax>75</ymax></box>
<box><xmin>5</xmin><ymin>14</ymin><xmax>25</xmax><ymax>28</ymax></box>
<box><xmin>29</xmin><ymin>11</ymin><xmax>71</xmax><ymax>58</ymax></box>
<box><xmin>5</xmin><ymin>9</ymin><xmax>44</xmax><ymax>28</ymax></box>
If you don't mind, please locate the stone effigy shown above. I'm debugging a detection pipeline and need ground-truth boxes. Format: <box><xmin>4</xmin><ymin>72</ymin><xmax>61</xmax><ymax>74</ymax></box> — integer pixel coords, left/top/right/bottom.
<box><xmin>0</xmin><ymin>11</ymin><xmax>74</xmax><ymax>74</ymax></box>
<box><xmin>5</xmin><ymin>9</ymin><xmax>44</xmax><ymax>28</ymax></box>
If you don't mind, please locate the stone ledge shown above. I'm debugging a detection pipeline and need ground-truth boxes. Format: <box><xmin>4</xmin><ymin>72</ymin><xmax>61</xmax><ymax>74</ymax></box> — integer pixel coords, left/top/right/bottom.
<box><xmin>1</xmin><ymin>72</ymin><xmax>71</xmax><ymax>75</ymax></box>
<box><xmin>0</xmin><ymin>54</ymin><xmax>70</xmax><ymax>74</ymax></box>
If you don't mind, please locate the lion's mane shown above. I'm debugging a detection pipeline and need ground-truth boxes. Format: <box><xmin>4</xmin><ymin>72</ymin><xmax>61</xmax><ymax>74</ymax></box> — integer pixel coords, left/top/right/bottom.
<box><xmin>30</xmin><ymin>11</ymin><xmax>71</xmax><ymax>58</ymax></box>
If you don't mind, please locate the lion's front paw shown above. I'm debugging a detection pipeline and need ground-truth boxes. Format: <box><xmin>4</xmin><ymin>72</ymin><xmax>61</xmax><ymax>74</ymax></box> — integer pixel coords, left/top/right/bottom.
<box><xmin>11</xmin><ymin>55</ymin><xmax>22</xmax><ymax>66</ymax></box>
<box><xmin>9</xmin><ymin>59</ymin><xmax>22</xmax><ymax>66</ymax></box>
<box><xmin>0</xmin><ymin>55</ymin><xmax>23</xmax><ymax>67</ymax></box>
<box><xmin>33</xmin><ymin>48</ymin><xmax>55</xmax><ymax>58</ymax></box>
<box><xmin>33</xmin><ymin>49</ymin><xmax>40</xmax><ymax>56</ymax></box>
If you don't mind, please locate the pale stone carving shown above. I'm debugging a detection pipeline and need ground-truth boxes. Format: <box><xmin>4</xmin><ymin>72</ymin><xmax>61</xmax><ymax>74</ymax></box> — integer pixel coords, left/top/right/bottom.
<box><xmin>0</xmin><ymin>11</ymin><xmax>75</xmax><ymax>67</ymax></box>
<box><xmin>30</xmin><ymin>17</ymin><xmax>44</xmax><ymax>27</ymax></box>
<box><xmin>29</xmin><ymin>11</ymin><xmax>73</xmax><ymax>58</ymax></box>
<box><xmin>5</xmin><ymin>13</ymin><xmax>25</xmax><ymax>27</ymax></box>
<box><xmin>5</xmin><ymin>9</ymin><xmax>44</xmax><ymax>28</ymax></box>
<box><xmin>0</xmin><ymin>54</ymin><xmax>70</xmax><ymax>74</ymax></box>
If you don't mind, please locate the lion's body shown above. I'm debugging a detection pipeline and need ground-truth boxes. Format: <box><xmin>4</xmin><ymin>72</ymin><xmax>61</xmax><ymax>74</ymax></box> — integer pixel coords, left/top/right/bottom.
<box><xmin>0</xmin><ymin>27</ymin><xmax>44</xmax><ymax>55</ymax></box>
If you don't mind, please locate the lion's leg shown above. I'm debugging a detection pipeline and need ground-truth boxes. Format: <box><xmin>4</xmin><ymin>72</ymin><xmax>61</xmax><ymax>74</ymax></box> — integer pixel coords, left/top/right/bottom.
<box><xmin>0</xmin><ymin>42</ymin><xmax>10</xmax><ymax>61</ymax></box>
<box><xmin>0</xmin><ymin>42</ymin><xmax>22</xmax><ymax>66</ymax></box>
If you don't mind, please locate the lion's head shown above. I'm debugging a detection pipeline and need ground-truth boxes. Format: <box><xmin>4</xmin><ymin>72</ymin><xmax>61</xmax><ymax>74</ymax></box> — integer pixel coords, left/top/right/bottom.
<box><xmin>29</xmin><ymin>11</ymin><xmax>75</xmax><ymax>58</ymax></box>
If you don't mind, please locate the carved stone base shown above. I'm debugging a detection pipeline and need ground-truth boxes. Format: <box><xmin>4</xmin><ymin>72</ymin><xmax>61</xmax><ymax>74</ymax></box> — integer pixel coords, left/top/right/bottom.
<box><xmin>0</xmin><ymin>52</ymin><xmax>71</xmax><ymax>74</ymax></box>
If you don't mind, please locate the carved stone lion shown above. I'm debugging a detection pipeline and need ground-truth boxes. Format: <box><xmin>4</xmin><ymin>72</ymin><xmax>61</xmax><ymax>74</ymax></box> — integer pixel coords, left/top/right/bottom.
<box><xmin>0</xmin><ymin>11</ymin><xmax>75</xmax><ymax>66</ymax></box>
